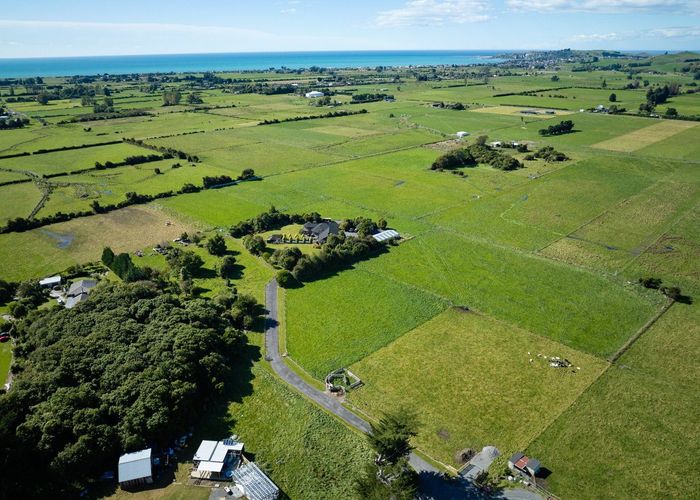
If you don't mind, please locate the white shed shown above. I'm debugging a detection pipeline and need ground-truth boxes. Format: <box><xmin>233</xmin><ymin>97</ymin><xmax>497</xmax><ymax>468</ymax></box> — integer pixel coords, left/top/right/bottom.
<box><xmin>118</xmin><ymin>448</ymin><xmax>153</xmax><ymax>488</ymax></box>
<box><xmin>305</xmin><ymin>91</ymin><xmax>324</xmax><ymax>98</ymax></box>
<box><xmin>456</xmin><ymin>131</ymin><xmax>469</xmax><ymax>138</ymax></box>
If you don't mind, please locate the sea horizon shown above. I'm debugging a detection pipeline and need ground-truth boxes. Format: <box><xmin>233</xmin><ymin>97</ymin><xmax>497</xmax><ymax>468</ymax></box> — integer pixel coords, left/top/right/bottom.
<box><xmin>0</xmin><ymin>50</ymin><xmax>514</xmax><ymax>78</ymax></box>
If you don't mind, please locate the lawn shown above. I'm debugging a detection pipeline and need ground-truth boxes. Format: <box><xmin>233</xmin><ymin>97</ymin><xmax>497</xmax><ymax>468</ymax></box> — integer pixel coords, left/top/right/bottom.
<box><xmin>526</xmin><ymin>302</ymin><xmax>700</xmax><ymax>499</ymax></box>
<box><xmin>591</xmin><ymin>120</ymin><xmax>699</xmax><ymax>152</ymax></box>
<box><xmin>348</xmin><ymin>308</ymin><xmax>608</xmax><ymax>466</ymax></box>
<box><xmin>285</xmin><ymin>267</ymin><xmax>449</xmax><ymax>378</ymax></box>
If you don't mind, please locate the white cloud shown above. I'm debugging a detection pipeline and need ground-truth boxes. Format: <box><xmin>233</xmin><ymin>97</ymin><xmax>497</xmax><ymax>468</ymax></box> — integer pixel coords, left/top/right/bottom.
<box><xmin>280</xmin><ymin>8</ymin><xmax>297</xmax><ymax>13</ymax></box>
<box><xmin>376</xmin><ymin>0</ymin><xmax>490</xmax><ymax>27</ymax></box>
<box><xmin>572</xmin><ymin>25</ymin><xmax>700</xmax><ymax>41</ymax></box>
<box><xmin>508</xmin><ymin>0</ymin><xmax>699</xmax><ymax>13</ymax></box>
<box><xmin>0</xmin><ymin>19</ymin><xmax>272</xmax><ymax>38</ymax></box>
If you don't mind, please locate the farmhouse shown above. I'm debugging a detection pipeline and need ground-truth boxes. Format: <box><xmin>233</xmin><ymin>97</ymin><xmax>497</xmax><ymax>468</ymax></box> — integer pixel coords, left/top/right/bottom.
<box><xmin>305</xmin><ymin>91</ymin><xmax>324</xmax><ymax>98</ymax></box>
<box><xmin>192</xmin><ymin>438</ymin><xmax>244</xmax><ymax>480</ymax></box>
<box><xmin>508</xmin><ymin>451</ymin><xmax>541</xmax><ymax>478</ymax></box>
<box><xmin>64</xmin><ymin>279</ymin><xmax>98</xmax><ymax>309</ymax></box>
<box><xmin>301</xmin><ymin>220</ymin><xmax>339</xmax><ymax>243</ymax></box>
<box><xmin>118</xmin><ymin>448</ymin><xmax>153</xmax><ymax>488</ymax></box>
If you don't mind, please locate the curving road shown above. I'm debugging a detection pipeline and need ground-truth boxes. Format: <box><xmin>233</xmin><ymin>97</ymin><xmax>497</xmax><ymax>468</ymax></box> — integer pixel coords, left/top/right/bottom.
<box><xmin>264</xmin><ymin>280</ymin><xmax>541</xmax><ymax>500</ymax></box>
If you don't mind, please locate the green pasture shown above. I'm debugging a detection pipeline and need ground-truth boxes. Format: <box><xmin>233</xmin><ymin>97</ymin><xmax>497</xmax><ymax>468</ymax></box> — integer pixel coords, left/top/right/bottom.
<box><xmin>0</xmin><ymin>142</ymin><xmax>147</xmax><ymax>176</ymax></box>
<box><xmin>0</xmin><ymin>205</ymin><xmax>193</xmax><ymax>281</ymax></box>
<box><xmin>355</xmin><ymin>231</ymin><xmax>662</xmax><ymax>357</ymax></box>
<box><xmin>285</xmin><ymin>267</ymin><xmax>448</xmax><ymax>378</ymax></box>
<box><xmin>527</xmin><ymin>303</ymin><xmax>700</xmax><ymax>499</ymax></box>
<box><xmin>0</xmin><ymin>182</ymin><xmax>42</xmax><ymax>223</ymax></box>
<box><xmin>349</xmin><ymin>307</ymin><xmax>607</xmax><ymax>466</ymax></box>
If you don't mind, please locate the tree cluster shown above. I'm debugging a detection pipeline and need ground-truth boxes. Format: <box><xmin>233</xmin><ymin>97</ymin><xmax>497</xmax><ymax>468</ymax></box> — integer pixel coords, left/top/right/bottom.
<box><xmin>0</xmin><ymin>282</ymin><xmax>244</xmax><ymax>497</ymax></box>
<box><xmin>229</xmin><ymin>207</ymin><xmax>321</xmax><ymax>238</ymax></box>
<box><xmin>431</xmin><ymin>144</ymin><xmax>523</xmax><ymax>172</ymax></box>
<box><xmin>524</xmin><ymin>146</ymin><xmax>569</xmax><ymax>162</ymax></box>
<box><xmin>259</xmin><ymin>109</ymin><xmax>367</xmax><ymax>125</ymax></box>
<box><xmin>538</xmin><ymin>120</ymin><xmax>574</xmax><ymax>136</ymax></box>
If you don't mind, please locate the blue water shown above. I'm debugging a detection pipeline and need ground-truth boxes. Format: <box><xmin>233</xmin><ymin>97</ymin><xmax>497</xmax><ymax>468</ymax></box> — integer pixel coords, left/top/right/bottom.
<box><xmin>0</xmin><ymin>50</ymin><xmax>508</xmax><ymax>78</ymax></box>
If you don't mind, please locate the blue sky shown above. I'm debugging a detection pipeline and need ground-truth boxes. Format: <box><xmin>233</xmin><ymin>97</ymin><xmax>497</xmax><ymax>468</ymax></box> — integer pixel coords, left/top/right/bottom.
<box><xmin>0</xmin><ymin>0</ymin><xmax>698</xmax><ymax>58</ymax></box>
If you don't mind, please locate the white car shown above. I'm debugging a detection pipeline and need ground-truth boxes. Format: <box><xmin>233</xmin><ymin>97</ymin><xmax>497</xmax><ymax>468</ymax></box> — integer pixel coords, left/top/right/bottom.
<box><xmin>223</xmin><ymin>486</ymin><xmax>232</xmax><ymax>495</ymax></box>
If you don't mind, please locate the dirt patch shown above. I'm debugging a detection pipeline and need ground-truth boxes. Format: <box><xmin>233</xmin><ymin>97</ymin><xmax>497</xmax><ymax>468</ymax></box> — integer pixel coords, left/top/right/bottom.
<box><xmin>423</xmin><ymin>139</ymin><xmax>464</xmax><ymax>152</ymax></box>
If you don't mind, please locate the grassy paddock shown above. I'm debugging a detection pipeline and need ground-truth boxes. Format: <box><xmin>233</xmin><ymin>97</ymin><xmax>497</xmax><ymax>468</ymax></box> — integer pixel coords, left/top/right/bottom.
<box><xmin>0</xmin><ymin>205</ymin><xmax>193</xmax><ymax>281</ymax></box>
<box><xmin>286</xmin><ymin>267</ymin><xmax>448</xmax><ymax>378</ymax></box>
<box><xmin>348</xmin><ymin>308</ymin><xmax>607</xmax><ymax>466</ymax></box>
<box><xmin>591</xmin><ymin>120</ymin><xmax>699</xmax><ymax>152</ymax></box>
<box><xmin>526</xmin><ymin>303</ymin><xmax>700</xmax><ymax>499</ymax></box>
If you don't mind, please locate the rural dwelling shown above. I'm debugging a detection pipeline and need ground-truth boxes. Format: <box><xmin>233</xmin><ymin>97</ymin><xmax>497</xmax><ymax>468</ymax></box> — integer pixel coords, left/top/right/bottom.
<box><xmin>64</xmin><ymin>279</ymin><xmax>97</xmax><ymax>309</ymax></box>
<box><xmin>192</xmin><ymin>438</ymin><xmax>244</xmax><ymax>480</ymax></box>
<box><xmin>118</xmin><ymin>448</ymin><xmax>153</xmax><ymax>488</ymax></box>
<box><xmin>301</xmin><ymin>220</ymin><xmax>339</xmax><ymax>244</ymax></box>
<box><xmin>372</xmin><ymin>229</ymin><xmax>400</xmax><ymax>243</ymax></box>
<box><xmin>456</xmin><ymin>131</ymin><xmax>469</xmax><ymax>138</ymax></box>
<box><xmin>231</xmin><ymin>462</ymin><xmax>279</xmax><ymax>500</ymax></box>
<box><xmin>39</xmin><ymin>275</ymin><xmax>61</xmax><ymax>288</ymax></box>
<box><xmin>305</xmin><ymin>91</ymin><xmax>324</xmax><ymax>98</ymax></box>
<box><xmin>508</xmin><ymin>451</ymin><xmax>541</xmax><ymax>478</ymax></box>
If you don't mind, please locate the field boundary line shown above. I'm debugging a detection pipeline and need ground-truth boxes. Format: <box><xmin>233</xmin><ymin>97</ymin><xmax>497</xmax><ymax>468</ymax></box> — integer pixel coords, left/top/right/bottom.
<box><xmin>609</xmin><ymin>300</ymin><xmax>674</xmax><ymax>364</ymax></box>
<box><xmin>619</xmin><ymin>200</ymin><xmax>700</xmax><ymax>275</ymax></box>
<box><xmin>524</xmin><ymin>299</ymin><xmax>675</xmax><ymax>454</ymax></box>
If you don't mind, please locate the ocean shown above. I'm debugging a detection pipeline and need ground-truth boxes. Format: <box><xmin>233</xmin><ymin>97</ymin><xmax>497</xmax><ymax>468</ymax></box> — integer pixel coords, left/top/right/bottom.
<box><xmin>0</xmin><ymin>50</ymin><xmax>508</xmax><ymax>78</ymax></box>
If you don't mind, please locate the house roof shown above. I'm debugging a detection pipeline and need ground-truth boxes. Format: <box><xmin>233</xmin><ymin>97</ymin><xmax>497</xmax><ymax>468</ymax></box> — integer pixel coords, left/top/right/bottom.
<box><xmin>509</xmin><ymin>451</ymin><xmax>525</xmax><ymax>465</ymax></box>
<box><xmin>372</xmin><ymin>229</ymin><xmax>400</xmax><ymax>242</ymax></box>
<box><xmin>118</xmin><ymin>448</ymin><xmax>152</xmax><ymax>483</ymax></box>
<box><xmin>194</xmin><ymin>439</ymin><xmax>244</xmax><ymax>463</ymax></box>
<box><xmin>67</xmin><ymin>279</ymin><xmax>97</xmax><ymax>297</ymax></box>
<box><xmin>232</xmin><ymin>462</ymin><xmax>279</xmax><ymax>500</ymax></box>
<box><xmin>304</xmin><ymin>220</ymin><xmax>339</xmax><ymax>242</ymax></box>
<box><xmin>65</xmin><ymin>292</ymin><xmax>89</xmax><ymax>309</ymax></box>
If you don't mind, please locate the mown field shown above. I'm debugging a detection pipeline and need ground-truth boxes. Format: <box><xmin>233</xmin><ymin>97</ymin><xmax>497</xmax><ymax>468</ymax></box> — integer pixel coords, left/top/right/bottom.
<box><xmin>1</xmin><ymin>52</ymin><xmax>698</xmax><ymax>499</ymax></box>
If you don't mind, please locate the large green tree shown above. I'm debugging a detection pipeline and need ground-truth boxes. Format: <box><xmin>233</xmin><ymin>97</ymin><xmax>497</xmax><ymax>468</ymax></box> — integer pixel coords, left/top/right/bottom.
<box><xmin>0</xmin><ymin>282</ymin><xmax>244</xmax><ymax>498</ymax></box>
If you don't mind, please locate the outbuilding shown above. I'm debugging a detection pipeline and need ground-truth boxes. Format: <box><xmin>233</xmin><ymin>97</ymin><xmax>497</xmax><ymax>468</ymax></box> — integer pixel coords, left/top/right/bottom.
<box><xmin>118</xmin><ymin>448</ymin><xmax>153</xmax><ymax>488</ymax></box>
<box><xmin>39</xmin><ymin>275</ymin><xmax>62</xmax><ymax>288</ymax></box>
<box><xmin>508</xmin><ymin>451</ymin><xmax>541</xmax><ymax>477</ymax></box>
<box><xmin>305</xmin><ymin>91</ymin><xmax>324</xmax><ymax>98</ymax></box>
<box><xmin>231</xmin><ymin>462</ymin><xmax>279</xmax><ymax>500</ymax></box>
<box><xmin>372</xmin><ymin>229</ymin><xmax>400</xmax><ymax>243</ymax></box>
<box><xmin>456</xmin><ymin>131</ymin><xmax>469</xmax><ymax>138</ymax></box>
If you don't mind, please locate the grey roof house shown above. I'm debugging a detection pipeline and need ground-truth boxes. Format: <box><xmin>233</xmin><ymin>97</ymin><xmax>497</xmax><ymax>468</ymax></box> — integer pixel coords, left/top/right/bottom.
<box><xmin>301</xmin><ymin>220</ymin><xmax>339</xmax><ymax>244</ymax></box>
<box><xmin>64</xmin><ymin>279</ymin><xmax>98</xmax><ymax>309</ymax></box>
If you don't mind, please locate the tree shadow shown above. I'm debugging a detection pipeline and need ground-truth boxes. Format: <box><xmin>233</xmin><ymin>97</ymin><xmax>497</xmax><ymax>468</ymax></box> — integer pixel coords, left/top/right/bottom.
<box><xmin>416</xmin><ymin>471</ymin><xmax>485</xmax><ymax>500</ymax></box>
<box><xmin>675</xmin><ymin>294</ymin><xmax>693</xmax><ymax>305</ymax></box>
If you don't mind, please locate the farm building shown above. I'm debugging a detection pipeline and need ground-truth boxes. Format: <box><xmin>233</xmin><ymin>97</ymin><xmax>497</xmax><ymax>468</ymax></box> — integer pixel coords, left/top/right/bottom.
<box><xmin>192</xmin><ymin>438</ymin><xmax>244</xmax><ymax>480</ymax></box>
<box><xmin>231</xmin><ymin>462</ymin><xmax>279</xmax><ymax>500</ymax></box>
<box><xmin>456</xmin><ymin>131</ymin><xmax>469</xmax><ymax>138</ymax></box>
<box><xmin>301</xmin><ymin>220</ymin><xmax>339</xmax><ymax>243</ymax></box>
<box><xmin>39</xmin><ymin>275</ymin><xmax>61</xmax><ymax>287</ymax></box>
<box><xmin>64</xmin><ymin>279</ymin><xmax>98</xmax><ymax>309</ymax></box>
<box><xmin>372</xmin><ymin>229</ymin><xmax>400</xmax><ymax>243</ymax></box>
<box><xmin>118</xmin><ymin>448</ymin><xmax>153</xmax><ymax>488</ymax></box>
<box><xmin>305</xmin><ymin>91</ymin><xmax>324</xmax><ymax>98</ymax></box>
<box><xmin>267</xmin><ymin>234</ymin><xmax>284</xmax><ymax>244</ymax></box>
<box><xmin>508</xmin><ymin>451</ymin><xmax>541</xmax><ymax>477</ymax></box>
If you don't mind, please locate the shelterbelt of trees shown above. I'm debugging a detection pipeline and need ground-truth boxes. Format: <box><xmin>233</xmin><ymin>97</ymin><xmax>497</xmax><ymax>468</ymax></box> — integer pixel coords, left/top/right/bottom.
<box><xmin>0</xmin><ymin>281</ymin><xmax>246</xmax><ymax>498</ymax></box>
